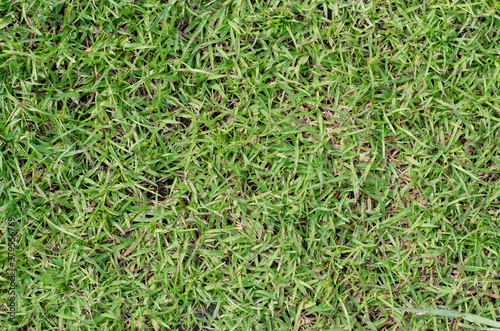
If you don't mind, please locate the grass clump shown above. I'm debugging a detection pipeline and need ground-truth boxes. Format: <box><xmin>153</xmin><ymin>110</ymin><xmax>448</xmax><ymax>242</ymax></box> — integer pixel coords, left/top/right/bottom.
<box><xmin>1</xmin><ymin>0</ymin><xmax>500</xmax><ymax>330</ymax></box>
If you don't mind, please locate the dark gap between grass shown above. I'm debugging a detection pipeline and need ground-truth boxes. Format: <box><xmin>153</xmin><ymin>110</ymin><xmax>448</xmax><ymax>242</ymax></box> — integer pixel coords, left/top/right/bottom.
<box><xmin>177</xmin><ymin>116</ymin><xmax>192</xmax><ymax>128</ymax></box>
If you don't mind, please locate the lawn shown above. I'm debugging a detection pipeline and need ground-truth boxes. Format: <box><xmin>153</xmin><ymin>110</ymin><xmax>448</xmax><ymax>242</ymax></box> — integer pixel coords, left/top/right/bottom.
<box><xmin>1</xmin><ymin>0</ymin><xmax>500</xmax><ymax>330</ymax></box>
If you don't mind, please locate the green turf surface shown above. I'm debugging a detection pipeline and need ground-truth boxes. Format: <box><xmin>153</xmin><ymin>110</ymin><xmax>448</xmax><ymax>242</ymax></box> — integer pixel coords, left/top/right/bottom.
<box><xmin>1</xmin><ymin>0</ymin><xmax>500</xmax><ymax>330</ymax></box>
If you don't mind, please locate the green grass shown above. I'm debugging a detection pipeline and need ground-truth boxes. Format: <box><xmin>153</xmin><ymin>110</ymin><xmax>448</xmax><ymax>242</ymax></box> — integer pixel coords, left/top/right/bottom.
<box><xmin>1</xmin><ymin>0</ymin><xmax>500</xmax><ymax>330</ymax></box>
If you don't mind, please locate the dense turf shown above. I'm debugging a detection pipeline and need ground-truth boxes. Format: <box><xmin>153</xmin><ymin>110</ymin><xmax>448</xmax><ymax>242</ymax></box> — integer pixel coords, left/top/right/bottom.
<box><xmin>1</xmin><ymin>0</ymin><xmax>500</xmax><ymax>330</ymax></box>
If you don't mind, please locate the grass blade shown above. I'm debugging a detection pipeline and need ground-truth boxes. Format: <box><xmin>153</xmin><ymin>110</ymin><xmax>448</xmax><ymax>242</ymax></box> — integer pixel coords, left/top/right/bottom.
<box><xmin>148</xmin><ymin>8</ymin><xmax>168</xmax><ymax>33</ymax></box>
<box><xmin>398</xmin><ymin>308</ymin><xmax>500</xmax><ymax>329</ymax></box>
